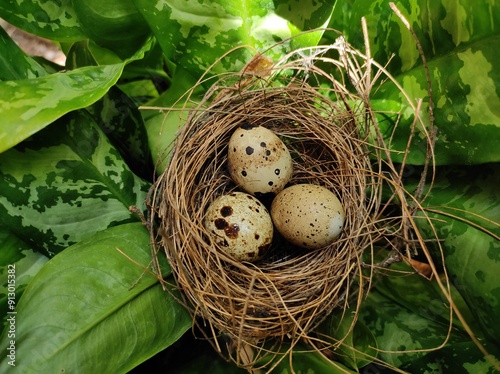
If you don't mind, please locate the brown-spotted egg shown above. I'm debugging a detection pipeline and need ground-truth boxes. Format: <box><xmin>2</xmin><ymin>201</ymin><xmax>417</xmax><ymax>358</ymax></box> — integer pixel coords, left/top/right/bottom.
<box><xmin>204</xmin><ymin>192</ymin><xmax>273</xmax><ymax>262</ymax></box>
<box><xmin>270</xmin><ymin>184</ymin><xmax>345</xmax><ymax>250</ymax></box>
<box><xmin>228</xmin><ymin>125</ymin><xmax>293</xmax><ymax>197</ymax></box>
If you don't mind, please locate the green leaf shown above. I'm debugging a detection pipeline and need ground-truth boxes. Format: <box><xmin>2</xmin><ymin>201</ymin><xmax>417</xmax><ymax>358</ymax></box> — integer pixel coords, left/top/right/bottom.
<box><xmin>319</xmin><ymin>313</ymin><xmax>377</xmax><ymax>370</ymax></box>
<box><xmin>371</xmin><ymin>38</ymin><xmax>500</xmax><ymax>165</ymax></box>
<box><xmin>0</xmin><ymin>228</ymin><xmax>48</xmax><ymax>332</ymax></box>
<box><xmin>0</xmin><ymin>223</ymin><xmax>191</xmax><ymax>373</ymax></box>
<box><xmin>119</xmin><ymin>79</ymin><xmax>161</xmax><ymax>105</ymax></box>
<box><xmin>373</xmin><ymin>262</ymin><xmax>483</xmax><ymax>337</ymax></box>
<box><xmin>329</xmin><ymin>0</ymin><xmax>500</xmax><ymax>165</ymax></box>
<box><xmin>401</xmin><ymin>340</ymin><xmax>500</xmax><ymax>374</ymax></box>
<box><xmin>87</xmin><ymin>86</ymin><xmax>155</xmax><ymax>181</ymax></box>
<box><xmin>273</xmin><ymin>0</ymin><xmax>335</xmax><ymax>49</ymax></box>
<box><xmin>133</xmin><ymin>0</ymin><xmax>335</xmax><ymax>79</ymax></box>
<box><xmin>413</xmin><ymin>164</ymin><xmax>500</xmax><ymax>343</ymax></box>
<box><xmin>0</xmin><ymin>63</ymin><xmax>125</xmax><ymax>153</ymax></box>
<box><xmin>73</xmin><ymin>0</ymin><xmax>151</xmax><ymax>58</ymax></box>
<box><xmin>121</xmin><ymin>38</ymin><xmax>170</xmax><ymax>94</ymax></box>
<box><xmin>143</xmin><ymin>68</ymin><xmax>203</xmax><ymax>174</ymax></box>
<box><xmin>65</xmin><ymin>40</ymin><xmax>103</xmax><ymax>69</ymax></box>
<box><xmin>145</xmin><ymin>105</ymin><xmax>190</xmax><ymax>176</ymax></box>
<box><xmin>326</xmin><ymin>0</ymin><xmax>354</xmax><ymax>41</ymax></box>
<box><xmin>0</xmin><ymin>0</ymin><xmax>85</xmax><ymax>41</ymax></box>
<box><xmin>65</xmin><ymin>39</ymin><xmax>126</xmax><ymax>67</ymax></box>
<box><xmin>0</xmin><ymin>33</ymin><xmax>155</xmax><ymax>154</ymax></box>
<box><xmin>359</xmin><ymin>287</ymin><xmax>499</xmax><ymax>372</ymax></box>
<box><xmin>0</xmin><ymin>27</ymin><xmax>47</xmax><ymax>81</ymax></box>
<box><xmin>332</xmin><ymin>0</ymin><xmax>500</xmax><ymax>75</ymax></box>
<box><xmin>0</xmin><ymin>111</ymin><xmax>150</xmax><ymax>256</ymax></box>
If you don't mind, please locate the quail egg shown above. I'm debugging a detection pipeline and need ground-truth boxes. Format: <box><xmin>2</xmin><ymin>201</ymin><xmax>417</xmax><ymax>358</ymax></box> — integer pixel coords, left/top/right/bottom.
<box><xmin>204</xmin><ymin>192</ymin><xmax>273</xmax><ymax>262</ymax></box>
<box><xmin>270</xmin><ymin>184</ymin><xmax>345</xmax><ymax>250</ymax></box>
<box><xmin>228</xmin><ymin>125</ymin><xmax>293</xmax><ymax>196</ymax></box>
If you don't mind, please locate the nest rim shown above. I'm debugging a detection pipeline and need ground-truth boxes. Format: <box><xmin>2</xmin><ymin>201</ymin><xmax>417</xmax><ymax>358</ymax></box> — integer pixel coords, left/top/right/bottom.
<box><xmin>149</xmin><ymin>66</ymin><xmax>385</xmax><ymax>350</ymax></box>
<box><xmin>141</xmin><ymin>28</ymin><xmax>450</xmax><ymax>373</ymax></box>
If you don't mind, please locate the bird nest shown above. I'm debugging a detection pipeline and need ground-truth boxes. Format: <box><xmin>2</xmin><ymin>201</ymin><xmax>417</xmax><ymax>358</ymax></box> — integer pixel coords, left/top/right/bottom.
<box><xmin>147</xmin><ymin>36</ymin><xmax>431</xmax><ymax>371</ymax></box>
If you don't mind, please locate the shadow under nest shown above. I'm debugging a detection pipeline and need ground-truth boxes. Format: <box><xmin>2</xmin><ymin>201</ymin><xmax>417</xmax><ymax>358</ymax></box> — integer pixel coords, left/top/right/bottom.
<box><xmin>147</xmin><ymin>49</ymin><xmax>419</xmax><ymax>370</ymax></box>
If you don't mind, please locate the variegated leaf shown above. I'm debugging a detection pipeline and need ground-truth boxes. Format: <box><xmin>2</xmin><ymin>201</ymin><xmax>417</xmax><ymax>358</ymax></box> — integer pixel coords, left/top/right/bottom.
<box><xmin>413</xmin><ymin>164</ymin><xmax>500</xmax><ymax>343</ymax></box>
<box><xmin>269</xmin><ymin>344</ymin><xmax>358</xmax><ymax>373</ymax></box>
<box><xmin>372</xmin><ymin>38</ymin><xmax>500</xmax><ymax>165</ymax></box>
<box><xmin>318</xmin><ymin>312</ymin><xmax>377</xmax><ymax>370</ymax></box>
<box><xmin>329</xmin><ymin>0</ymin><xmax>500</xmax><ymax>165</ymax></box>
<box><xmin>0</xmin><ymin>111</ymin><xmax>150</xmax><ymax>257</ymax></box>
<box><xmin>0</xmin><ymin>63</ymin><xmax>125</xmax><ymax>153</ymax></box>
<box><xmin>334</xmin><ymin>0</ymin><xmax>500</xmax><ymax>75</ymax></box>
<box><xmin>0</xmin><ymin>26</ymin><xmax>47</xmax><ymax>81</ymax></box>
<box><xmin>87</xmin><ymin>86</ymin><xmax>155</xmax><ymax>181</ymax></box>
<box><xmin>133</xmin><ymin>0</ymin><xmax>335</xmax><ymax>79</ymax></box>
<box><xmin>359</xmin><ymin>287</ymin><xmax>500</xmax><ymax>372</ymax></box>
<box><xmin>72</xmin><ymin>0</ymin><xmax>151</xmax><ymax>58</ymax></box>
<box><xmin>0</xmin><ymin>35</ymin><xmax>155</xmax><ymax>154</ymax></box>
<box><xmin>0</xmin><ymin>223</ymin><xmax>191</xmax><ymax>373</ymax></box>
<box><xmin>0</xmin><ymin>0</ymin><xmax>85</xmax><ymax>41</ymax></box>
<box><xmin>0</xmin><ymin>228</ymin><xmax>48</xmax><ymax>332</ymax></box>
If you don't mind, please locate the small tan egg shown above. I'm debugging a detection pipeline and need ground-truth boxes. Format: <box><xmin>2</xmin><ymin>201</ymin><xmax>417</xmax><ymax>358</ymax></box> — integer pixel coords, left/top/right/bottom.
<box><xmin>271</xmin><ymin>184</ymin><xmax>345</xmax><ymax>250</ymax></box>
<box><xmin>204</xmin><ymin>192</ymin><xmax>273</xmax><ymax>262</ymax></box>
<box><xmin>228</xmin><ymin>125</ymin><xmax>293</xmax><ymax>197</ymax></box>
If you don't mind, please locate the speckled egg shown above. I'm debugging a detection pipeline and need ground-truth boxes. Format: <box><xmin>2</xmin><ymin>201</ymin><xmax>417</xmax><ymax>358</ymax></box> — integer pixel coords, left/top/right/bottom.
<box><xmin>204</xmin><ymin>192</ymin><xmax>273</xmax><ymax>262</ymax></box>
<box><xmin>270</xmin><ymin>184</ymin><xmax>345</xmax><ymax>250</ymax></box>
<box><xmin>227</xmin><ymin>125</ymin><xmax>293</xmax><ymax>196</ymax></box>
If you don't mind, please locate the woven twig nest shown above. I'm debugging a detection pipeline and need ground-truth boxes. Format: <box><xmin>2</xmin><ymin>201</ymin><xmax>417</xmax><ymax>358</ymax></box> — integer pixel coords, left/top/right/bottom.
<box><xmin>148</xmin><ymin>37</ymin><xmax>426</xmax><ymax>370</ymax></box>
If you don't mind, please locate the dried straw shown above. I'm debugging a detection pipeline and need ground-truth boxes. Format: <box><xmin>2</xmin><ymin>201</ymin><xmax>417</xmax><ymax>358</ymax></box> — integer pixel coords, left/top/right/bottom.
<box><xmin>147</xmin><ymin>34</ymin><xmax>429</xmax><ymax>371</ymax></box>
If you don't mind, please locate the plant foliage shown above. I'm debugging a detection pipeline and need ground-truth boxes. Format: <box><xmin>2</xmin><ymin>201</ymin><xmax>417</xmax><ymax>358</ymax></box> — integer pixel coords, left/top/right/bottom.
<box><xmin>0</xmin><ymin>0</ymin><xmax>499</xmax><ymax>372</ymax></box>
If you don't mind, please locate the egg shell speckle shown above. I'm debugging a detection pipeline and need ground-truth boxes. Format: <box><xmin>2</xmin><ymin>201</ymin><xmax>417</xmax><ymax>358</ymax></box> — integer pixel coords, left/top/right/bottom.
<box><xmin>204</xmin><ymin>192</ymin><xmax>273</xmax><ymax>262</ymax></box>
<box><xmin>271</xmin><ymin>184</ymin><xmax>345</xmax><ymax>250</ymax></box>
<box><xmin>228</xmin><ymin>125</ymin><xmax>293</xmax><ymax>196</ymax></box>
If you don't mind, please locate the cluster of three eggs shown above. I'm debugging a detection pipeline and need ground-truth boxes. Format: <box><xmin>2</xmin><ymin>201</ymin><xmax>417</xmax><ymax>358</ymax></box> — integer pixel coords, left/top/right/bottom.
<box><xmin>204</xmin><ymin>125</ymin><xmax>345</xmax><ymax>262</ymax></box>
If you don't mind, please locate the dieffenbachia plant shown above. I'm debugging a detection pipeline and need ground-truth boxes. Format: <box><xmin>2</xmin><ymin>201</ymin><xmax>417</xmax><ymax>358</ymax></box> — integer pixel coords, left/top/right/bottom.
<box><xmin>0</xmin><ymin>0</ymin><xmax>498</xmax><ymax>372</ymax></box>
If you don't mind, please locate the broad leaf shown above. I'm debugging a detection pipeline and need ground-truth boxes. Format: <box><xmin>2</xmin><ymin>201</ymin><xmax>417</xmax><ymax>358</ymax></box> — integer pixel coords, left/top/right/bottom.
<box><xmin>72</xmin><ymin>0</ymin><xmax>151</xmax><ymax>58</ymax></box>
<box><xmin>64</xmin><ymin>41</ymin><xmax>155</xmax><ymax>180</ymax></box>
<box><xmin>0</xmin><ymin>63</ymin><xmax>125</xmax><ymax>153</ymax></box>
<box><xmin>133</xmin><ymin>0</ymin><xmax>335</xmax><ymax>79</ymax></box>
<box><xmin>0</xmin><ymin>228</ymin><xmax>48</xmax><ymax>332</ymax></box>
<box><xmin>373</xmin><ymin>262</ymin><xmax>484</xmax><ymax>337</ymax></box>
<box><xmin>329</xmin><ymin>0</ymin><xmax>500</xmax><ymax>165</ymax></box>
<box><xmin>143</xmin><ymin>68</ymin><xmax>203</xmax><ymax>174</ymax></box>
<box><xmin>273</xmin><ymin>0</ymin><xmax>335</xmax><ymax>49</ymax></box>
<box><xmin>120</xmin><ymin>39</ymin><xmax>169</xmax><ymax>98</ymax></box>
<box><xmin>145</xmin><ymin>104</ymin><xmax>190</xmax><ymax>176</ymax></box>
<box><xmin>359</xmin><ymin>288</ymin><xmax>500</xmax><ymax>372</ymax></box>
<box><xmin>0</xmin><ymin>26</ymin><xmax>47</xmax><ymax>81</ymax></box>
<box><xmin>319</xmin><ymin>313</ymin><xmax>377</xmax><ymax>370</ymax></box>
<box><xmin>65</xmin><ymin>39</ymin><xmax>124</xmax><ymax>67</ymax></box>
<box><xmin>332</xmin><ymin>0</ymin><xmax>500</xmax><ymax>75</ymax></box>
<box><xmin>87</xmin><ymin>86</ymin><xmax>155</xmax><ymax>181</ymax></box>
<box><xmin>0</xmin><ymin>111</ymin><xmax>150</xmax><ymax>256</ymax></box>
<box><xmin>401</xmin><ymin>341</ymin><xmax>500</xmax><ymax>374</ymax></box>
<box><xmin>371</xmin><ymin>38</ymin><xmax>500</xmax><ymax>165</ymax></box>
<box><xmin>119</xmin><ymin>79</ymin><xmax>161</xmax><ymax>105</ymax></box>
<box><xmin>0</xmin><ymin>223</ymin><xmax>191</xmax><ymax>373</ymax></box>
<box><xmin>0</xmin><ymin>35</ymin><xmax>155</xmax><ymax>154</ymax></box>
<box><xmin>0</xmin><ymin>0</ymin><xmax>85</xmax><ymax>41</ymax></box>
<box><xmin>414</xmin><ymin>164</ymin><xmax>500</xmax><ymax>343</ymax></box>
